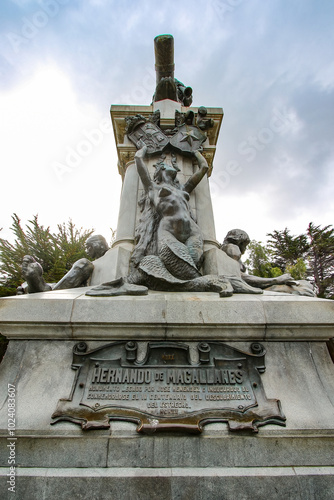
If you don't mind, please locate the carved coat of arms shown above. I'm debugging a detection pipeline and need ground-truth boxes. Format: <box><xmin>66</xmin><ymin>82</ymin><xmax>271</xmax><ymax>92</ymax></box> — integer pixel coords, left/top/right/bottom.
<box><xmin>170</xmin><ymin>124</ymin><xmax>207</xmax><ymax>154</ymax></box>
<box><xmin>128</xmin><ymin>122</ymin><xmax>169</xmax><ymax>155</ymax></box>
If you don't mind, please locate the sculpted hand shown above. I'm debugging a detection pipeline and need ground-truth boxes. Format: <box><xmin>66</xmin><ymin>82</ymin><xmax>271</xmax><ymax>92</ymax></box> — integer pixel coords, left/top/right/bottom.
<box><xmin>274</xmin><ymin>273</ymin><xmax>298</xmax><ymax>286</ymax></box>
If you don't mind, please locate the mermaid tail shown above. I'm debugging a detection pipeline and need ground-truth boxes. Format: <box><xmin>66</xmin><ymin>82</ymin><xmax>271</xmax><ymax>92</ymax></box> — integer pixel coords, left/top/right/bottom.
<box><xmin>158</xmin><ymin>239</ymin><xmax>201</xmax><ymax>280</ymax></box>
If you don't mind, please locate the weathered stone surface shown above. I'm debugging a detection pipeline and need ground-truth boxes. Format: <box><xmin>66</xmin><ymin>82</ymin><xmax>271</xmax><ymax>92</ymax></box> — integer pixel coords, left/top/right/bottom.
<box><xmin>202</xmin><ymin>245</ymin><xmax>242</xmax><ymax>276</ymax></box>
<box><xmin>1</xmin><ymin>466</ymin><xmax>334</xmax><ymax>500</ymax></box>
<box><xmin>89</xmin><ymin>246</ymin><xmax>132</xmax><ymax>286</ymax></box>
<box><xmin>0</xmin><ymin>339</ymin><xmax>334</xmax><ymax>473</ymax></box>
<box><xmin>1</xmin><ymin>290</ymin><xmax>334</xmax><ymax>340</ymax></box>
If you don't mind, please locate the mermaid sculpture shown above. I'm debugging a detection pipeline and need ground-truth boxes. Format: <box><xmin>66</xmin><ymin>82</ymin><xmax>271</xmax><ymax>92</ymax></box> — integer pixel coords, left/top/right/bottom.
<box><xmin>87</xmin><ymin>144</ymin><xmax>261</xmax><ymax>297</ymax></box>
<box><xmin>130</xmin><ymin>144</ymin><xmax>206</xmax><ymax>282</ymax></box>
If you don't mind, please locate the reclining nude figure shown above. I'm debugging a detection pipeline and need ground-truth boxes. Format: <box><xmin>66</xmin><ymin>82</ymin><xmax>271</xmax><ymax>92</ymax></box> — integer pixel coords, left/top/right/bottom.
<box><xmin>87</xmin><ymin>144</ymin><xmax>262</xmax><ymax>296</ymax></box>
<box><xmin>19</xmin><ymin>235</ymin><xmax>109</xmax><ymax>294</ymax></box>
<box><xmin>221</xmin><ymin>229</ymin><xmax>315</xmax><ymax>296</ymax></box>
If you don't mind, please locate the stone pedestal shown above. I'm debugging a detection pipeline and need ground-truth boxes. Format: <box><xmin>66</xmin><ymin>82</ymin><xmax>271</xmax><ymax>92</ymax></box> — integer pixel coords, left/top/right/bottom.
<box><xmin>89</xmin><ymin>102</ymin><xmax>224</xmax><ymax>285</ymax></box>
<box><xmin>1</xmin><ymin>96</ymin><xmax>333</xmax><ymax>498</ymax></box>
<box><xmin>0</xmin><ymin>290</ymin><xmax>334</xmax><ymax>499</ymax></box>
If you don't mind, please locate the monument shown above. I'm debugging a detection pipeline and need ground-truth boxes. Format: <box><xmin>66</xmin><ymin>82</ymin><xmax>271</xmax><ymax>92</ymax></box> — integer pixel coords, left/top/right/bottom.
<box><xmin>0</xmin><ymin>35</ymin><xmax>334</xmax><ymax>499</ymax></box>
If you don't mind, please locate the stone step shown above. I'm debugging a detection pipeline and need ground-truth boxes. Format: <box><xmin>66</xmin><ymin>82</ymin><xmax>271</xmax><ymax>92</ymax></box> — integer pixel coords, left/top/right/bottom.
<box><xmin>1</xmin><ymin>466</ymin><xmax>334</xmax><ymax>500</ymax></box>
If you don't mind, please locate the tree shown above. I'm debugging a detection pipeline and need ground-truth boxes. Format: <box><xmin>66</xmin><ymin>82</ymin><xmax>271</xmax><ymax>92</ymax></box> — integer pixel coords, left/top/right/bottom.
<box><xmin>306</xmin><ymin>222</ymin><xmax>334</xmax><ymax>299</ymax></box>
<box><xmin>286</xmin><ymin>257</ymin><xmax>308</xmax><ymax>281</ymax></box>
<box><xmin>0</xmin><ymin>214</ymin><xmax>94</xmax><ymax>297</ymax></box>
<box><xmin>249</xmin><ymin>223</ymin><xmax>334</xmax><ymax>299</ymax></box>
<box><xmin>245</xmin><ymin>240</ymin><xmax>283</xmax><ymax>278</ymax></box>
<box><xmin>267</xmin><ymin>228</ymin><xmax>309</xmax><ymax>272</ymax></box>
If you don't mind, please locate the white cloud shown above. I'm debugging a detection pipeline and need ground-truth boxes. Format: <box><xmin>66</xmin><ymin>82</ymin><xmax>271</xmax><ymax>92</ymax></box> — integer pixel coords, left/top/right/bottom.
<box><xmin>0</xmin><ymin>0</ymin><xmax>333</xmax><ymax>250</ymax></box>
<box><xmin>0</xmin><ymin>64</ymin><xmax>121</xmax><ymax>242</ymax></box>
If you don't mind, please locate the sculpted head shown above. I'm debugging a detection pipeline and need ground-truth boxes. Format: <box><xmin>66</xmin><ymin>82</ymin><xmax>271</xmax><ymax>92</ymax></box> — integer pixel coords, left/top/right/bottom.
<box><xmin>85</xmin><ymin>235</ymin><xmax>109</xmax><ymax>259</ymax></box>
<box><xmin>224</xmin><ymin>229</ymin><xmax>250</xmax><ymax>255</ymax></box>
<box><xmin>153</xmin><ymin>161</ymin><xmax>180</xmax><ymax>184</ymax></box>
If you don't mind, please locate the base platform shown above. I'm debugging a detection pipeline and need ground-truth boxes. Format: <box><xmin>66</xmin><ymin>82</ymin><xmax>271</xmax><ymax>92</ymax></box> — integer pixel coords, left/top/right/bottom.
<box><xmin>0</xmin><ymin>289</ymin><xmax>334</xmax><ymax>499</ymax></box>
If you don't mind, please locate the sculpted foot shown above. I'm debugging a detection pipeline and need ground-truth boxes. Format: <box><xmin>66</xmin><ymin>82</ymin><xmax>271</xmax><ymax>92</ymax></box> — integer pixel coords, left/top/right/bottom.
<box><xmin>86</xmin><ymin>277</ymin><xmax>148</xmax><ymax>297</ymax></box>
<box><xmin>21</xmin><ymin>255</ymin><xmax>52</xmax><ymax>293</ymax></box>
<box><xmin>178</xmin><ymin>275</ymin><xmax>234</xmax><ymax>296</ymax></box>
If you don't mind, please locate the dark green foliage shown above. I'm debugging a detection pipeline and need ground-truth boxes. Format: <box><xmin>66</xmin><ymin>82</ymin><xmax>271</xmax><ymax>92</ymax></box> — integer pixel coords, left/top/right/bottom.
<box><xmin>245</xmin><ymin>240</ymin><xmax>282</xmax><ymax>278</ymax></box>
<box><xmin>247</xmin><ymin>223</ymin><xmax>334</xmax><ymax>299</ymax></box>
<box><xmin>286</xmin><ymin>258</ymin><xmax>308</xmax><ymax>281</ymax></box>
<box><xmin>306</xmin><ymin>223</ymin><xmax>334</xmax><ymax>299</ymax></box>
<box><xmin>0</xmin><ymin>214</ymin><xmax>94</xmax><ymax>297</ymax></box>
<box><xmin>267</xmin><ymin>228</ymin><xmax>309</xmax><ymax>272</ymax></box>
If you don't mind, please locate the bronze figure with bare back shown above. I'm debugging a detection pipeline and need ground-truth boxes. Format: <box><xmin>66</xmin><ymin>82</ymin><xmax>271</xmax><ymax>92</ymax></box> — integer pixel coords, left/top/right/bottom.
<box><xmin>87</xmin><ymin>144</ymin><xmax>263</xmax><ymax>297</ymax></box>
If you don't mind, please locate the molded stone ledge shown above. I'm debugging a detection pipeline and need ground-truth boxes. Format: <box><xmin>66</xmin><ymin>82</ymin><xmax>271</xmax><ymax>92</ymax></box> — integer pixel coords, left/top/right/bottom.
<box><xmin>1</xmin><ymin>466</ymin><xmax>334</xmax><ymax>500</ymax></box>
<box><xmin>0</xmin><ymin>290</ymin><xmax>334</xmax><ymax>341</ymax></box>
<box><xmin>1</xmin><ymin>433</ymin><xmax>334</xmax><ymax>469</ymax></box>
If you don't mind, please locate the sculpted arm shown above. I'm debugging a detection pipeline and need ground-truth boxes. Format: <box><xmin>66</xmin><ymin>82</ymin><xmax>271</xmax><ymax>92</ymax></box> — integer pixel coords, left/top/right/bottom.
<box><xmin>134</xmin><ymin>143</ymin><xmax>152</xmax><ymax>191</ymax></box>
<box><xmin>184</xmin><ymin>150</ymin><xmax>208</xmax><ymax>193</ymax></box>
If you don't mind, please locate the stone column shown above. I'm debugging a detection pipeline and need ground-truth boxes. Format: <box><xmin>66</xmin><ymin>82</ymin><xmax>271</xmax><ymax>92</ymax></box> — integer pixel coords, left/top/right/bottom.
<box><xmin>89</xmin><ymin>160</ymin><xmax>139</xmax><ymax>285</ymax></box>
<box><xmin>194</xmin><ymin>174</ymin><xmax>217</xmax><ymax>246</ymax></box>
<box><xmin>113</xmin><ymin>160</ymin><xmax>139</xmax><ymax>250</ymax></box>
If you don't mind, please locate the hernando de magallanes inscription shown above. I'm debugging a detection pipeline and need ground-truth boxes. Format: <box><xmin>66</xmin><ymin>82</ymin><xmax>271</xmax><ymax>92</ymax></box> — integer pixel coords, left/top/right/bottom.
<box><xmin>51</xmin><ymin>341</ymin><xmax>286</xmax><ymax>433</ymax></box>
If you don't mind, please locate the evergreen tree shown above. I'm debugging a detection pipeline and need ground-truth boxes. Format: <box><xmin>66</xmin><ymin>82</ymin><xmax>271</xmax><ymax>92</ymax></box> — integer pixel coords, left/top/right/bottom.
<box><xmin>267</xmin><ymin>228</ymin><xmax>309</xmax><ymax>272</ymax></box>
<box><xmin>248</xmin><ymin>223</ymin><xmax>334</xmax><ymax>298</ymax></box>
<box><xmin>306</xmin><ymin>223</ymin><xmax>334</xmax><ymax>298</ymax></box>
<box><xmin>285</xmin><ymin>257</ymin><xmax>308</xmax><ymax>281</ymax></box>
<box><xmin>0</xmin><ymin>214</ymin><xmax>94</xmax><ymax>297</ymax></box>
<box><xmin>245</xmin><ymin>240</ymin><xmax>282</xmax><ymax>278</ymax></box>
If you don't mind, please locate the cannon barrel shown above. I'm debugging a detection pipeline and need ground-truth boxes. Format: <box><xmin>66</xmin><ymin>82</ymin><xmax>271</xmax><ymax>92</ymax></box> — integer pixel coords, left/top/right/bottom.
<box><xmin>154</xmin><ymin>34</ymin><xmax>175</xmax><ymax>86</ymax></box>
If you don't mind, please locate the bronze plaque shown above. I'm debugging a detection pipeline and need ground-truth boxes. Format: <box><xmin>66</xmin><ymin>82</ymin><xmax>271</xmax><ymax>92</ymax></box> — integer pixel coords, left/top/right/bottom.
<box><xmin>51</xmin><ymin>341</ymin><xmax>285</xmax><ymax>433</ymax></box>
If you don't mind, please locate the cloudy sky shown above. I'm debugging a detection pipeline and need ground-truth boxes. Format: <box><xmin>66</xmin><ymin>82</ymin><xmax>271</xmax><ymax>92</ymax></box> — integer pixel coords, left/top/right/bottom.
<box><xmin>0</xmin><ymin>0</ymin><xmax>333</xmax><ymax>247</ymax></box>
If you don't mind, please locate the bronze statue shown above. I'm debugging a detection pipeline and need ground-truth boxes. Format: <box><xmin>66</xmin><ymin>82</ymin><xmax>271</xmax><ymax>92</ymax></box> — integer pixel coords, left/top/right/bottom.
<box><xmin>85</xmin><ymin>36</ymin><xmax>264</xmax><ymax>297</ymax></box>
<box><xmin>130</xmin><ymin>143</ymin><xmax>207</xmax><ymax>280</ymax></box>
<box><xmin>197</xmin><ymin>107</ymin><xmax>214</xmax><ymax>131</ymax></box>
<box><xmin>127</xmin><ymin>149</ymin><xmax>261</xmax><ymax>294</ymax></box>
<box><xmin>87</xmin><ymin>151</ymin><xmax>262</xmax><ymax>297</ymax></box>
<box><xmin>19</xmin><ymin>235</ymin><xmax>108</xmax><ymax>294</ymax></box>
<box><xmin>152</xmin><ymin>34</ymin><xmax>192</xmax><ymax>106</ymax></box>
<box><xmin>221</xmin><ymin>229</ymin><xmax>315</xmax><ymax>296</ymax></box>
